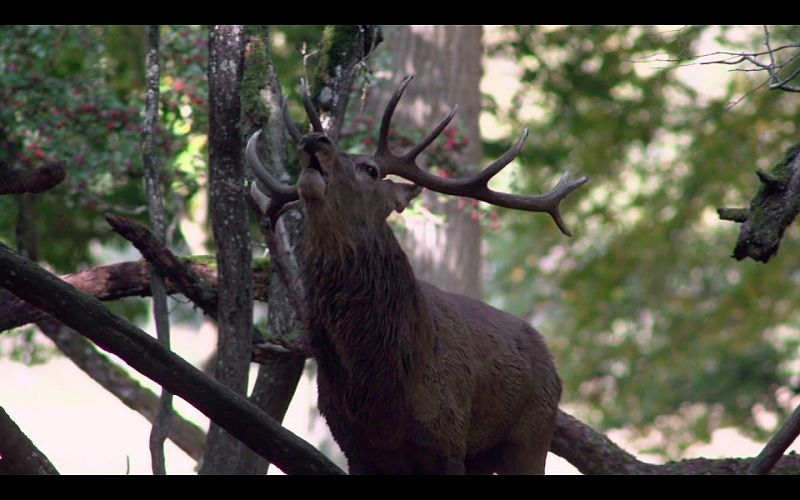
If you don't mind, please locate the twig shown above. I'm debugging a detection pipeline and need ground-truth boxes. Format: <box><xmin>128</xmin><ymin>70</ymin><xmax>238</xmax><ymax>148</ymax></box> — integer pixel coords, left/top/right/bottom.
<box><xmin>74</xmin><ymin>185</ymin><xmax>148</xmax><ymax>215</ymax></box>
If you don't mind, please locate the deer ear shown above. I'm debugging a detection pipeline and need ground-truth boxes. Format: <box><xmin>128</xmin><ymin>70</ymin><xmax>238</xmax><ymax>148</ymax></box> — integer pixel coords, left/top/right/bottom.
<box><xmin>384</xmin><ymin>180</ymin><xmax>422</xmax><ymax>213</ymax></box>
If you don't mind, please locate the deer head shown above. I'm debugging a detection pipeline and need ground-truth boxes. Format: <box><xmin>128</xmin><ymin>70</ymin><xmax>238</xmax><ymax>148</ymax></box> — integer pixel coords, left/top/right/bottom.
<box><xmin>247</xmin><ymin>75</ymin><xmax>589</xmax><ymax>238</ymax></box>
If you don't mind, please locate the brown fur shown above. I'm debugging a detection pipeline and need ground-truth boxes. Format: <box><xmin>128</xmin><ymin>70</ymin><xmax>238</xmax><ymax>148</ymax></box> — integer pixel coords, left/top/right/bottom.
<box><xmin>294</xmin><ymin>135</ymin><xmax>561</xmax><ymax>474</ymax></box>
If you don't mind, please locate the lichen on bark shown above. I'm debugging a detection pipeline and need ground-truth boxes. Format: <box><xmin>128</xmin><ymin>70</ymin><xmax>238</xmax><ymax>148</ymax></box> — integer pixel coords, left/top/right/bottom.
<box><xmin>718</xmin><ymin>142</ymin><xmax>800</xmax><ymax>262</ymax></box>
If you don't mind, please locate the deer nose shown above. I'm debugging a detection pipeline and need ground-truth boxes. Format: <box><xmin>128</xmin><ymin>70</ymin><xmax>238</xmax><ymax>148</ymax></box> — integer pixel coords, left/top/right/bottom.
<box><xmin>300</xmin><ymin>133</ymin><xmax>333</xmax><ymax>155</ymax></box>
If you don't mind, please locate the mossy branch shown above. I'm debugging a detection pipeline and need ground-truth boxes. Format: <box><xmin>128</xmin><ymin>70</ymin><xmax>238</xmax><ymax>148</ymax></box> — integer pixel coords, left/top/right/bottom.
<box><xmin>718</xmin><ymin>142</ymin><xmax>800</xmax><ymax>262</ymax></box>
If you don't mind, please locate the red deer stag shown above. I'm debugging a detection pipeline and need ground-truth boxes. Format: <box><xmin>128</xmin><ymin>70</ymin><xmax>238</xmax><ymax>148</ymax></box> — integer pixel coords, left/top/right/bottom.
<box><xmin>246</xmin><ymin>76</ymin><xmax>588</xmax><ymax>474</ymax></box>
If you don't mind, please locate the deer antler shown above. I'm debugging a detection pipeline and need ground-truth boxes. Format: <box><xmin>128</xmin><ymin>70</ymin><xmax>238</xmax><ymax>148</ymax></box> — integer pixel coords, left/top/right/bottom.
<box><xmin>248</xmin><ymin>78</ymin><xmax>332</xmax><ymax>229</ymax></box>
<box><xmin>246</xmin><ymin>130</ymin><xmax>300</xmax><ymax>229</ymax></box>
<box><xmin>375</xmin><ymin>75</ymin><xmax>589</xmax><ymax>236</ymax></box>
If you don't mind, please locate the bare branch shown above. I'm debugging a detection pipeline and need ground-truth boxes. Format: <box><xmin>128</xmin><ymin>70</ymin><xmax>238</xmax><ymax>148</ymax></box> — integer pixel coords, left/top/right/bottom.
<box><xmin>0</xmin><ymin>161</ymin><xmax>65</xmax><ymax>195</ymax></box>
<box><xmin>748</xmin><ymin>402</ymin><xmax>800</xmax><ymax>474</ymax></box>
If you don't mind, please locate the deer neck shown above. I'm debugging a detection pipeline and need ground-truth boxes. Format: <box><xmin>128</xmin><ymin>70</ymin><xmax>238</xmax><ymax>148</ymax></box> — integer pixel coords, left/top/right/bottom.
<box><xmin>302</xmin><ymin>221</ymin><xmax>435</xmax><ymax>397</ymax></box>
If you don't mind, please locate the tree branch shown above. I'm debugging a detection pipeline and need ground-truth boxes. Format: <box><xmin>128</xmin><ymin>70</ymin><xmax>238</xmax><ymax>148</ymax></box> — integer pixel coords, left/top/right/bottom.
<box><xmin>551</xmin><ymin>409</ymin><xmax>800</xmax><ymax>474</ymax></box>
<box><xmin>0</xmin><ymin>405</ymin><xmax>59</xmax><ymax>475</ymax></box>
<box><xmin>106</xmin><ymin>215</ymin><xmax>220</xmax><ymax>316</ymax></box>
<box><xmin>4</xmin><ymin>248</ymin><xmax>797</xmax><ymax>475</ymax></box>
<box><xmin>0</xmin><ymin>242</ymin><xmax>345</xmax><ymax>475</ymax></box>
<box><xmin>310</xmin><ymin>25</ymin><xmax>383</xmax><ymax>141</ymax></box>
<box><xmin>0</xmin><ymin>256</ymin><xmax>269</xmax><ymax>333</ymax></box>
<box><xmin>748</xmin><ymin>401</ymin><xmax>800</xmax><ymax>474</ymax></box>
<box><xmin>551</xmin><ymin>409</ymin><xmax>658</xmax><ymax>474</ymax></box>
<box><xmin>105</xmin><ymin>214</ymin><xmax>308</xmax><ymax>358</ymax></box>
<box><xmin>0</xmin><ymin>161</ymin><xmax>66</xmax><ymax>195</ymax></box>
<box><xmin>718</xmin><ymin>143</ymin><xmax>800</xmax><ymax>262</ymax></box>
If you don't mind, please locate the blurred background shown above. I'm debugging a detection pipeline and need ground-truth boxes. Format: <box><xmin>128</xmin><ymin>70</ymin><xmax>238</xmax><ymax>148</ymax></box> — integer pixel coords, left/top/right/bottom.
<box><xmin>2</xmin><ymin>25</ymin><xmax>800</xmax><ymax>473</ymax></box>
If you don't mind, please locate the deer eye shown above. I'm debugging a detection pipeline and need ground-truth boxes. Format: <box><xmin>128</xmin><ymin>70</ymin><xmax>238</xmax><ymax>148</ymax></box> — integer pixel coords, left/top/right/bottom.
<box><xmin>359</xmin><ymin>163</ymin><xmax>380</xmax><ymax>180</ymax></box>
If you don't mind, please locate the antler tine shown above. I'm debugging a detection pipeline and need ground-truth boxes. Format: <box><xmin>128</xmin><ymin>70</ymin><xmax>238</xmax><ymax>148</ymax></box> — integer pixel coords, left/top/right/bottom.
<box><xmin>245</xmin><ymin>130</ymin><xmax>300</xmax><ymax>229</ymax></box>
<box><xmin>402</xmin><ymin>106</ymin><xmax>459</xmax><ymax>161</ymax></box>
<box><xmin>378</xmin><ymin>75</ymin><xmax>414</xmax><ymax>154</ymax></box>
<box><xmin>282</xmin><ymin>99</ymin><xmax>302</xmax><ymax>143</ymax></box>
<box><xmin>300</xmin><ymin>78</ymin><xmax>324</xmax><ymax>133</ymax></box>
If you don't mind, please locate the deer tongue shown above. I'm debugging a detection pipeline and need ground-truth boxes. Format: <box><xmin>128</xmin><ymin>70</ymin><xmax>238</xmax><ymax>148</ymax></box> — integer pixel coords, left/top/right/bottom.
<box><xmin>298</xmin><ymin>167</ymin><xmax>326</xmax><ymax>201</ymax></box>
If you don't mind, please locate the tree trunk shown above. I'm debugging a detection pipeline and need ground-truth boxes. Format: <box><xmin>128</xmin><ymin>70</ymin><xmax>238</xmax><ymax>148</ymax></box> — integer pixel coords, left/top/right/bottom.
<box><xmin>200</xmin><ymin>24</ymin><xmax>254</xmax><ymax>475</ymax></box>
<box><xmin>366</xmin><ymin>25</ymin><xmax>484</xmax><ymax>299</ymax></box>
<box><xmin>237</xmin><ymin>25</ymin><xmax>305</xmax><ymax>476</ymax></box>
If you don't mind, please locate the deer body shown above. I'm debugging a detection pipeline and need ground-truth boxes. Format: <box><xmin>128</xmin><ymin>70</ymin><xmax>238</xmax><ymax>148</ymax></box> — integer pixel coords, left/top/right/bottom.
<box><xmin>247</xmin><ymin>76</ymin><xmax>587</xmax><ymax>474</ymax></box>
<box><xmin>303</xmin><ymin>219</ymin><xmax>560</xmax><ymax>474</ymax></box>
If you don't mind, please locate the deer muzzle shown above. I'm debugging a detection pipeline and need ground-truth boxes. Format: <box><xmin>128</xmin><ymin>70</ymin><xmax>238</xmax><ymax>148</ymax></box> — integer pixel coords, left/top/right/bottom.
<box><xmin>297</xmin><ymin>134</ymin><xmax>335</xmax><ymax>202</ymax></box>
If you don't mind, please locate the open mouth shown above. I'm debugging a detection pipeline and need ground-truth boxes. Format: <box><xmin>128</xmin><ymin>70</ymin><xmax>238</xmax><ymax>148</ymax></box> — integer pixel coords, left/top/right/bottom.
<box><xmin>307</xmin><ymin>153</ymin><xmax>326</xmax><ymax>178</ymax></box>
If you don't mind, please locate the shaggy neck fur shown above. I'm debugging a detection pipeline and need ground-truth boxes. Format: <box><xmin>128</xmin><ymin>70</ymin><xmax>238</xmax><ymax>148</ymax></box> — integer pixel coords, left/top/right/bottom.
<box><xmin>301</xmin><ymin>216</ymin><xmax>435</xmax><ymax>418</ymax></box>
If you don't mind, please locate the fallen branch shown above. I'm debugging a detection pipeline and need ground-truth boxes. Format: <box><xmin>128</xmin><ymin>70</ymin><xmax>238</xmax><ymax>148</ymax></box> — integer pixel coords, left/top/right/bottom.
<box><xmin>0</xmin><ymin>256</ymin><xmax>269</xmax><ymax>333</ymax></box>
<box><xmin>0</xmin><ymin>242</ymin><xmax>345</xmax><ymax>475</ymax></box>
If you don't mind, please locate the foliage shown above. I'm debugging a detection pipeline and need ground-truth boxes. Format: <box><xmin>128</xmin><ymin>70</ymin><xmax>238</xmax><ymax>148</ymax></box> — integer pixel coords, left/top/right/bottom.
<box><xmin>485</xmin><ymin>25</ymin><xmax>800</xmax><ymax>458</ymax></box>
<box><xmin>0</xmin><ymin>25</ymin><xmax>211</xmax><ymax>363</ymax></box>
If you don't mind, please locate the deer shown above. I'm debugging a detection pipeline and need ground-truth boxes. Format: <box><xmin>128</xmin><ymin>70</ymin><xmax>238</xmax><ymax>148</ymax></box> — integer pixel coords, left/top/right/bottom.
<box><xmin>246</xmin><ymin>76</ymin><xmax>588</xmax><ymax>474</ymax></box>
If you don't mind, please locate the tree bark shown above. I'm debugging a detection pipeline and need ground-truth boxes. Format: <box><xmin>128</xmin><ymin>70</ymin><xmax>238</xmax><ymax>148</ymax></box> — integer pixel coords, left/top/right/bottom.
<box><xmin>200</xmin><ymin>24</ymin><xmax>254</xmax><ymax>475</ymax></box>
<box><xmin>366</xmin><ymin>25</ymin><xmax>484</xmax><ymax>299</ymax></box>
